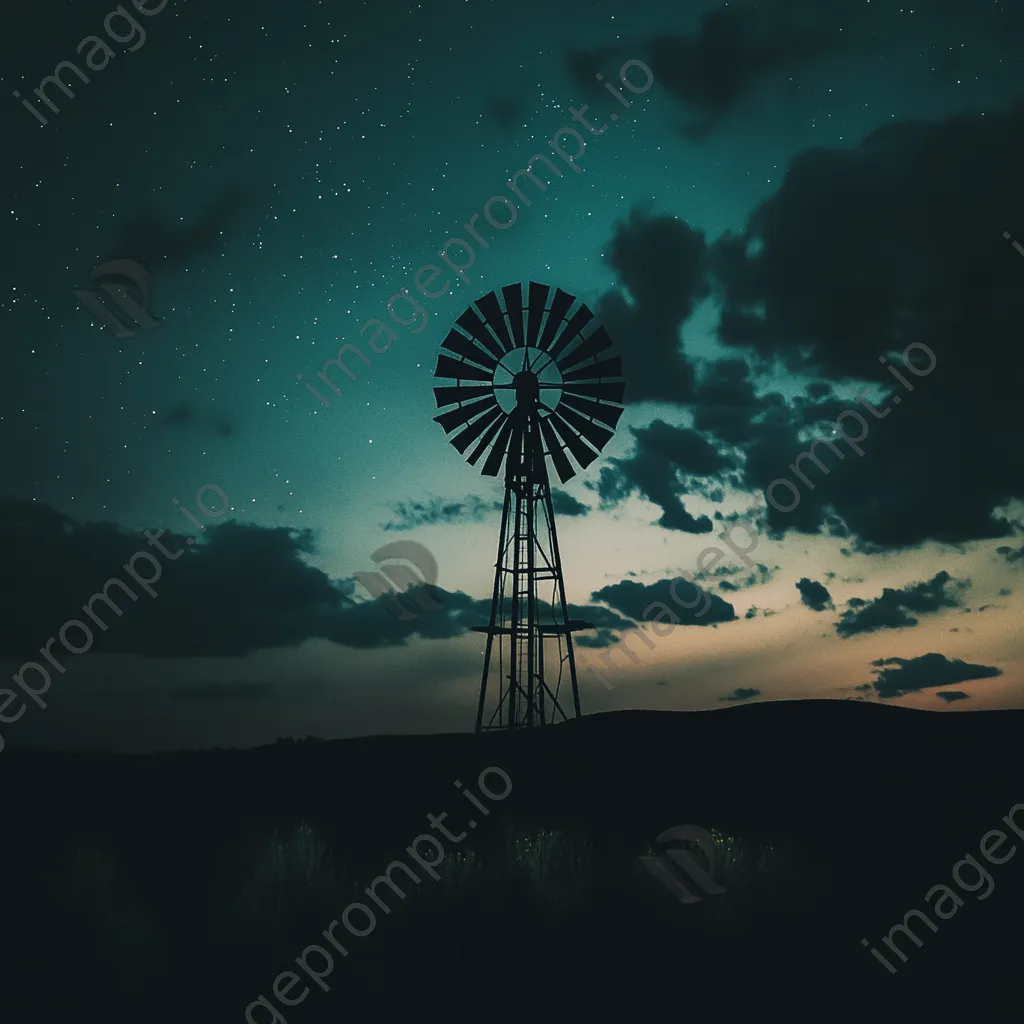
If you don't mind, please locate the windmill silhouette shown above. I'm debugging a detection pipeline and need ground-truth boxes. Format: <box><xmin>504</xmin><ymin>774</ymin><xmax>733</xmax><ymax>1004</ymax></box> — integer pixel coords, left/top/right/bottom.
<box><xmin>433</xmin><ymin>282</ymin><xmax>626</xmax><ymax>732</ymax></box>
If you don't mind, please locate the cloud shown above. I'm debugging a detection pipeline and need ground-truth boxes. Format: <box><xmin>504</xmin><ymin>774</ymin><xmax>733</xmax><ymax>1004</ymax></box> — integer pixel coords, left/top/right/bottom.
<box><xmin>593</xmin><ymin>419</ymin><xmax>740</xmax><ymax>533</ymax></box>
<box><xmin>936</xmin><ymin>690</ymin><xmax>970</xmax><ymax>703</ymax></box>
<box><xmin>996</xmin><ymin>543</ymin><xmax>1024</xmax><ymax>564</ymax></box>
<box><xmin>102</xmin><ymin>184</ymin><xmax>264</xmax><ymax>273</ymax></box>
<box><xmin>484</xmin><ymin>94</ymin><xmax>524</xmax><ymax>129</ymax></box>
<box><xmin>719</xmin><ymin>686</ymin><xmax>761</xmax><ymax>702</ymax></box>
<box><xmin>172</xmin><ymin>680</ymin><xmax>323</xmax><ymax>702</ymax></box>
<box><xmin>159</xmin><ymin>402</ymin><xmax>236</xmax><ymax>439</ymax></box>
<box><xmin>575</xmin><ymin>628</ymin><xmax>623</xmax><ymax>649</ymax></box>
<box><xmin>382</xmin><ymin>495</ymin><xmax>503</xmax><ymax>531</ymax></box>
<box><xmin>706</xmin><ymin>103</ymin><xmax>1024</xmax><ymax>549</ymax></box>
<box><xmin>590</xmin><ymin>577</ymin><xmax>737</xmax><ymax>626</ymax></box>
<box><xmin>835</xmin><ymin>571</ymin><xmax>968</xmax><ymax>638</ymax></box>
<box><xmin>796</xmin><ymin>577</ymin><xmax>834</xmax><ymax>612</ymax></box>
<box><xmin>869</xmin><ymin>653</ymin><xmax>1002</xmax><ymax>699</ymax></box>
<box><xmin>0</xmin><ymin>500</ymin><xmax>627</xmax><ymax>658</ymax></box>
<box><xmin>565</xmin><ymin>6</ymin><xmax>837</xmax><ymax>138</ymax></box>
<box><xmin>593</xmin><ymin>208</ymin><xmax>710</xmax><ymax>405</ymax></box>
<box><xmin>549</xmin><ymin>490</ymin><xmax>590</xmax><ymax>516</ymax></box>
<box><xmin>717</xmin><ymin>563</ymin><xmax>775</xmax><ymax>591</ymax></box>
<box><xmin>646</xmin><ymin>8</ymin><xmax>830</xmax><ymax>137</ymax></box>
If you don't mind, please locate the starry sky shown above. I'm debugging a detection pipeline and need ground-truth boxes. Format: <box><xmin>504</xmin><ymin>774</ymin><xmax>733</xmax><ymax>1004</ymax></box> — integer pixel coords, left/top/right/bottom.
<box><xmin>2</xmin><ymin>0</ymin><xmax>1023</xmax><ymax>752</ymax></box>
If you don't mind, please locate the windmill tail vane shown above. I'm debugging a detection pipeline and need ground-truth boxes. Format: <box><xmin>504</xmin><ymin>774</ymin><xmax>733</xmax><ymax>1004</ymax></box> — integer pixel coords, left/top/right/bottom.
<box><xmin>432</xmin><ymin>282</ymin><xmax>626</xmax><ymax>732</ymax></box>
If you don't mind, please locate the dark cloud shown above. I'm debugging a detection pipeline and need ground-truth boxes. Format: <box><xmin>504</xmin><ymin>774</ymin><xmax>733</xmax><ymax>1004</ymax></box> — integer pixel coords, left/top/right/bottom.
<box><xmin>590</xmin><ymin>577</ymin><xmax>737</xmax><ymax>626</ymax></box>
<box><xmin>936</xmin><ymin>690</ymin><xmax>970</xmax><ymax>703</ymax></box>
<box><xmin>575</xmin><ymin>627</ymin><xmax>622</xmax><ymax>649</ymax></box>
<box><xmin>594</xmin><ymin>208</ymin><xmax>710</xmax><ymax>405</ymax></box>
<box><xmin>719</xmin><ymin>687</ymin><xmax>761</xmax><ymax>702</ymax></box>
<box><xmin>484</xmin><ymin>95</ymin><xmax>524</xmax><ymax>129</ymax></box>
<box><xmin>564</xmin><ymin>43</ymin><xmax>632</xmax><ymax>103</ymax></box>
<box><xmin>0</xmin><ymin>500</ymin><xmax>627</xmax><ymax>659</ymax></box>
<box><xmin>172</xmin><ymin>680</ymin><xmax>323</xmax><ymax>702</ymax></box>
<box><xmin>565</xmin><ymin>6</ymin><xmax>836</xmax><ymax>138</ymax></box>
<box><xmin>707</xmin><ymin>103</ymin><xmax>1024</xmax><ymax>549</ymax></box>
<box><xmin>585</xmin><ymin>466</ymin><xmax>634</xmax><ymax>509</ymax></box>
<box><xmin>647</xmin><ymin>8</ymin><xmax>829</xmax><ymax>137</ymax></box>
<box><xmin>869</xmin><ymin>653</ymin><xmax>1002</xmax><ymax>699</ymax></box>
<box><xmin>159</xmin><ymin>402</ymin><xmax>237</xmax><ymax>439</ymax></box>
<box><xmin>595</xmin><ymin>420</ymin><xmax>740</xmax><ymax>533</ymax></box>
<box><xmin>996</xmin><ymin>543</ymin><xmax>1024</xmax><ymax>564</ymax></box>
<box><xmin>102</xmin><ymin>184</ymin><xmax>264</xmax><ymax>273</ymax></box>
<box><xmin>694</xmin><ymin>562</ymin><xmax>749</xmax><ymax>582</ymax></box>
<box><xmin>382</xmin><ymin>495</ymin><xmax>503</xmax><ymax>531</ymax></box>
<box><xmin>690</xmin><ymin>357</ymin><xmax>766</xmax><ymax>445</ymax></box>
<box><xmin>835</xmin><ymin>571</ymin><xmax>968</xmax><ymax>638</ymax></box>
<box><xmin>549</xmin><ymin>490</ymin><xmax>590</xmax><ymax>517</ymax></box>
<box><xmin>717</xmin><ymin>563</ymin><xmax>775</xmax><ymax>591</ymax></box>
<box><xmin>796</xmin><ymin>577</ymin><xmax>834</xmax><ymax>612</ymax></box>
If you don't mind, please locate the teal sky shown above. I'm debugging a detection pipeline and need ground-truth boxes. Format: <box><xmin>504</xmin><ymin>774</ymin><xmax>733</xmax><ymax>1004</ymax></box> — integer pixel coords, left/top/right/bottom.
<box><xmin>2</xmin><ymin>0</ymin><xmax>1023</xmax><ymax>751</ymax></box>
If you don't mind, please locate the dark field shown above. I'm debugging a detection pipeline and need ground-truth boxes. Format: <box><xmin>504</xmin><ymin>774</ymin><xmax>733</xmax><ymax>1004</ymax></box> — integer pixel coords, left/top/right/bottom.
<box><xmin>4</xmin><ymin>700</ymin><xmax>1022</xmax><ymax>1020</ymax></box>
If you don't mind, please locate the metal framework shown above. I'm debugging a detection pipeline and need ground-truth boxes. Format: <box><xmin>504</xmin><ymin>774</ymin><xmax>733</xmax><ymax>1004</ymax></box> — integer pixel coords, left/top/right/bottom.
<box><xmin>432</xmin><ymin>282</ymin><xmax>625</xmax><ymax>732</ymax></box>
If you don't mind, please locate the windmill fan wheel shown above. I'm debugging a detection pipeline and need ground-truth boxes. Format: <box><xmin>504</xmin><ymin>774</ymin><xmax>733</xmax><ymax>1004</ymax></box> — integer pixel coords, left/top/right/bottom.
<box><xmin>432</xmin><ymin>281</ymin><xmax>626</xmax><ymax>483</ymax></box>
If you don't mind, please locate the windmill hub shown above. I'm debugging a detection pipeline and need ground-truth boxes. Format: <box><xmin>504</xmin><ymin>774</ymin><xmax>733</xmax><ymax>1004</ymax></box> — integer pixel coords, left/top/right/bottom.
<box><xmin>513</xmin><ymin>370</ymin><xmax>539</xmax><ymax>407</ymax></box>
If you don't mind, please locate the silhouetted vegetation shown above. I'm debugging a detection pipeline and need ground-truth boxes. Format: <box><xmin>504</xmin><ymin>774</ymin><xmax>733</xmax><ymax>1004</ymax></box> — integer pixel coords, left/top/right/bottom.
<box><xmin>4</xmin><ymin>702</ymin><xmax>1023</xmax><ymax>1019</ymax></box>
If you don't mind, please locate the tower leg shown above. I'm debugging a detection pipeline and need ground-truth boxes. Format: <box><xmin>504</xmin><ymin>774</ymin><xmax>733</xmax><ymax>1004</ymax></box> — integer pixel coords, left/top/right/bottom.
<box><xmin>476</xmin><ymin>485</ymin><xmax>512</xmax><ymax>733</ymax></box>
<box><xmin>543</xmin><ymin>483</ymin><xmax>583</xmax><ymax>719</ymax></box>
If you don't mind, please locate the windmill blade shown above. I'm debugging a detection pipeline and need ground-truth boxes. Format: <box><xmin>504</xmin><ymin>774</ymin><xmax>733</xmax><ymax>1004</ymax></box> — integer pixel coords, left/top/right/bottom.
<box><xmin>562</xmin><ymin>356</ymin><xmax>623</xmax><ymax>383</ymax></box>
<box><xmin>435</xmin><ymin>394</ymin><xmax>499</xmax><ymax>432</ymax></box>
<box><xmin>561</xmin><ymin>380</ymin><xmax>626</xmax><ymax>404</ymax></box>
<box><xmin>536</xmin><ymin>288</ymin><xmax>576</xmax><ymax>352</ymax></box>
<box><xmin>548</xmin><ymin>306</ymin><xmax>595</xmax><ymax>362</ymax></box>
<box><xmin>452</xmin><ymin>404</ymin><xmax>504</xmax><ymax>454</ymax></box>
<box><xmin>435</xmin><ymin>353</ymin><xmax>494</xmax><ymax>383</ymax></box>
<box><xmin>456</xmin><ymin>307</ymin><xmax>508</xmax><ymax>360</ymax></box>
<box><xmin>482</xmin><ymin>417</ymin><xmax>518</xmax><ymax>476</ymax></box>
<box><xmin>434</xmin><ymin>384</ymin><xmax>494</xmax><ymax>407</ymax></box>
<box><xmin>526</xmin><ymin>282</ymin><xmax>550</xmax><ymax>348</ymax></box>
<box><xmin>554</xmin><ymin>403</ymin><xmax>615</xmax><ymax>452</ymax></box>
<box><xmin>467</xmin><ymin>413</ymin><xmax>506</xmax><ymax>465</ymax></box>
<box><xmin>539</xmin><ymin>416</ymin><xmax>576</xmax><ymax>483</ymax></box>
<box><xmin>502</xmin><ymin>283</ymin><xmax>525</xmax><ymax>348</ymax></box>
<box><xmin>560</xmin><ymin>392</ymin><xmax>624</xmax><ymax>429</ymax></box>
<box><xmin>474</xmin><ymin>291</ymin><xmax>515</xmax><ymax>352</ymax></box>
<box><xmin>556</xmin><ymin>326</ymin><xmax>613</xmax><ymax>372</ymax></box>
<box><xmin>547</xmin><ymin>409</ymin><xmax>600</xmax><ymax>470</ymax></box>
<box><xmin>441</xmin><ymin>329</ymin><xmax>499</xmax><ymax>371</ymax></box>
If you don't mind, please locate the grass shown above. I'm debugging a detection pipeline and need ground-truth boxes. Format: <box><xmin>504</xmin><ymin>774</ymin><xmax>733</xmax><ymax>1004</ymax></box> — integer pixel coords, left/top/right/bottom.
<box><xmin>5</xmin><ymin>816</ymin><xmax>819</xmax><ymax>1020</ymax></box>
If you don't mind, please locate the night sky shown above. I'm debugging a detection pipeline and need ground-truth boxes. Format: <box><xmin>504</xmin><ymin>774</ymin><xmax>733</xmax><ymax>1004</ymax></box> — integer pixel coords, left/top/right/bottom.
<box><xmin>2</xmin><ymin>0</ymin><xmax>1023</xmax><ymax>752</ymax></box>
